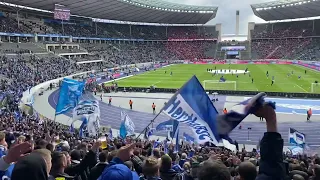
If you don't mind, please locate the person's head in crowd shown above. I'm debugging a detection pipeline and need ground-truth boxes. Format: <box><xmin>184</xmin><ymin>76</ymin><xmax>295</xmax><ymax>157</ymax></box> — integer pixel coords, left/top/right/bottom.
<box><xmin>0</xmin><ymin>132</ymin><xmax>7</xmax><ymax>148</ymax></box>
<box><xmin>77</xmin><ymin>142</ymin><xmax>88</xmax><ymax>152</ymax></box>
<box><xmin>197</xmin><ymin>160</ymin><xmax>231</xmax><ymax>180</ymax></box>
<box><xmin>99</xmin><ymin>164</ymin><xmax>140</xmax><ymax>180</ymax></box>
<box><xmin>70</xmin><ymin>149</ymin><xmax>81</xmax><ymax>161</ymax></box>
<box><xmin>33</xmin><ymin>149</ymin><xmax>52</xmax><ymax>176</ymax></box>
<box><xmin>142</xmin><ymin>157</ymin><xmax>160</xmax><ymax>178</ymax></box>
<box><xmin>160</xmin><ymin>154</ymin><xmax>172</xmax><ymax>171</ymax></box>
<box><xmin>62</xmin><ymin>151</ymin><xmax>71</xmax><ymax>166</ymax></box>
<box><xmin>51</xmin><ymin>151</ymin><xmax>67</xmax><ymax>175</ymax></box>
<box><xmin>46</xmin><ymin>143</ymin><xmax>54</xmax><ymax>152</ymax></box>
<box><xmin>11</xmin><ymin>152</ymin><xmax>50</xmax><ymax>180</ymax></box>
<box><xmin>315</xmin><ymin>157</ymin><xmax>320</xmax><ymax>165</ymax></box>
<box><xmin>313</xmin><ymin>164</ymin><xmax>320</xmax><ymax>179</ymax></box>
<box><xmin>153</xmin><ymin>148</ymin><xmax>161</xmax><ymax>159</ymax></box>
<box><xmin>35</xmin><ymin>139</ymin><xmax>48</xmax><ymax>149</ymax></box>
<box><xmin>99</xmin><ymin>151</ymin><xmax>108</xmax><ymax>163</ymax></box>
<box><xmin>238</xmin><ymin>161</ymin><xmax>257</xmax><ymax>180</ymax></box>
<box><xmin>108</xmin><ymin>150</ymin><xmax>118</xmax><ymax>163</ymax></box>
<box><xmin>293</xmin><ymin>174</ymin><xmax>305</xmax><ymax>180</ymax></box>
<box><xmin>17</xmin><ymin>135</ymin><xmax>26</xmax><ymax>144</ymax></box>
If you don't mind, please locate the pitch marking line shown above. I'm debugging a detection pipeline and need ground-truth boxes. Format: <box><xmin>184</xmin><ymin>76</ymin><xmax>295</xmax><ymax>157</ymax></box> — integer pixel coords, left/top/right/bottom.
<box><xmin>295</xmin><ymin>84</ymin><xmax>308</xmax><ymax>93</ymax></box>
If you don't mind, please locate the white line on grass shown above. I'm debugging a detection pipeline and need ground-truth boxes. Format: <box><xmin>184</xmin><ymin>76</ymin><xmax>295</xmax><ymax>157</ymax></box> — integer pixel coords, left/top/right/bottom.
<box><xmin>295</xmin><ymin>84</ymin><xmax>308</xmax><ymax>93</ymax></box>
<box><xmin>152</xmin><ymin>81</ymin><xmax>162</xmax><ymax>86</ymax></box>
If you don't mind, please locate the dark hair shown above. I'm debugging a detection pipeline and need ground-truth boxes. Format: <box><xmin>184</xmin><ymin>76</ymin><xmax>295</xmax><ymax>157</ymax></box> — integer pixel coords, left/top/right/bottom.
<box><xmin>160</xmin><ymin>155</ymin><xmax>172</xmax><ymax>171</ymax></box>
<box><xmin>238</xmin><ymin>162</ymin><xmax>257</xmax><ymax>180</ymax></box>
<box><xmin>197</xmin><ymin>160</ymin><xmax>231</xmax><ymax>180</ymax></box>
<box><xmin>51</xmin><ymin>151</ymin><xmax>65</xmax><ymax>170</ymax></box>
<box><xmin>98</xmin><ymin>151</ymin><xmax>108</xmax><ymax>162</ymax></box>
<box><xmin>46</xmin><ymin>143</ymin><xmax>54</xmax><ymax>152</ymax></box>
<box><xmin>108</xmin><ymin>150</ymin><xmax>118</xmax><ymax>163</ymax></box>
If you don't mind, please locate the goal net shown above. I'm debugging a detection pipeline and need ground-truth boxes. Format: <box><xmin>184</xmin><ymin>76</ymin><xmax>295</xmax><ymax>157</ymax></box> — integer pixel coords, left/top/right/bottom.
<box><xmin>203</xmin><ymin>80</ymin><xmax>237</xmax><ymax>91</ymax></box>
<box><xmin>311</xmin><ymin>83</ymin><xmax>320</xmax><ymax>93</ymax></box>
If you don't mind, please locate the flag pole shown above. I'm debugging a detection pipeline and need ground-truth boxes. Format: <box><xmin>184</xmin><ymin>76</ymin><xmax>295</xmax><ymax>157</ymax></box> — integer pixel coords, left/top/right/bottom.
<box><xmin>136</xmin><ymin>110</ymin><xmax>162</xmax><ymax>140</ymax></box>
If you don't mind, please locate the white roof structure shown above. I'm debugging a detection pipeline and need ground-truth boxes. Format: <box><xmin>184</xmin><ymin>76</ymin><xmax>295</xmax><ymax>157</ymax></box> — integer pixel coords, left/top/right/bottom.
<box><xmin>1</xmin><ymin>0</ymin><xmax>218</xmax><ymax>24</ymax></box>
<box><xmin>251</xmin><ymin>0</ymin><xmax>320</xmax><ymax>21</ymax></box>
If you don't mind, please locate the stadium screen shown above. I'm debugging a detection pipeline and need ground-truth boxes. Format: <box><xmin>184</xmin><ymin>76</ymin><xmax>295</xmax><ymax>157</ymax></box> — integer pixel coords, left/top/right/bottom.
<box><xmin>221</xmin><ymin>46</ymin><xmax>246</xmax><ymax>51</ymax></box>
<box><xmin>54</xmin><ymin>4</ymin><xmax>70</xmax><ymax>21</ymax></box>
<box><xmin>226</xmin><ymin>51</ymin><xmax>239</xmax><ymax>55</ymax></box>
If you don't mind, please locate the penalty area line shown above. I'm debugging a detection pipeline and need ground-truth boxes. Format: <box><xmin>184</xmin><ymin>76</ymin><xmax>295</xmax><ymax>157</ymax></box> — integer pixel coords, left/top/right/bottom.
<box><xmin>295</xmin><ymin>84</ymin><xmax>308</xmax><ymax>93</ymax></box>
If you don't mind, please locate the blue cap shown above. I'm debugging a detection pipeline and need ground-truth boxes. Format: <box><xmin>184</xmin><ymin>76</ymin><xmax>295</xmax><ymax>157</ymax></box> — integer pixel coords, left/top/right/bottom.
<box><xmin>99</xmin><ymin>164</ymin><xmax>140</xmax><ymax>180</ymax></box>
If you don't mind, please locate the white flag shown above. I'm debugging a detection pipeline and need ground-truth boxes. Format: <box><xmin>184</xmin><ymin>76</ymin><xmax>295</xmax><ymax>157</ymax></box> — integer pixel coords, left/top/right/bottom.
<box><xmin>121</xmin><ymin>111</ymin><xmax>135</xmax><ymax>136</ymax></box>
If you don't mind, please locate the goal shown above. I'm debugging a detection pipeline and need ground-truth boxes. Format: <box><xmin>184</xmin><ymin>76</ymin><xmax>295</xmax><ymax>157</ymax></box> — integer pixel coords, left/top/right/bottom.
<box><xmin>203</xmin><ymin>80</ymin><xmax>237</xmax><ymax>91</ymax></box>
<box><xmin>311</xmin><ymin>83</ymin><xmax>320</xmax><ymax>93</ymax></box>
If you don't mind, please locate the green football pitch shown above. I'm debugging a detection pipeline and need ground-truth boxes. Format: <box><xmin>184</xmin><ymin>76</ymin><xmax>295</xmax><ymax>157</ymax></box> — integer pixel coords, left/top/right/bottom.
<box><xmin>108</xmin><ymin>64</ymin><xmax>320</xmax><ymax>93</ymax></box>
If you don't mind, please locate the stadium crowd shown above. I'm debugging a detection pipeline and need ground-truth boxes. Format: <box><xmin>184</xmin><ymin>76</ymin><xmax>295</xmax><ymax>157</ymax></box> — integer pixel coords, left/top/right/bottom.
<box><xmin>1</xmin><ymin>9</ymin><xmax>320</xmax><ymax>180</ymax></box>
<box><xmin>0</xmin><ymin>95</ymin><xmax>319</xmax><ymax>180</ymax></box>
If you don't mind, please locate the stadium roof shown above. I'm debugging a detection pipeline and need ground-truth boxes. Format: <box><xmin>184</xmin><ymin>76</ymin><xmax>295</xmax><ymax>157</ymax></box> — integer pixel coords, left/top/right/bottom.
<box><xmin>251</xmin><ymin>0</ymin><xmax>320</xmax><ymax>21</ymax></box>
<box><xmin>1</xmin><ymin>0</ymin><xmax>218</xmax><ymax>24</ymax></box>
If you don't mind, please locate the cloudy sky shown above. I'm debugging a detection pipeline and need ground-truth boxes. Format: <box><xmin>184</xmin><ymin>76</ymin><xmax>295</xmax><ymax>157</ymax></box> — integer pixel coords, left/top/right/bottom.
<box><xmin>165</xmin><ymin>0</ymin><xmax>273</xmax><ymax>35</ymax></box>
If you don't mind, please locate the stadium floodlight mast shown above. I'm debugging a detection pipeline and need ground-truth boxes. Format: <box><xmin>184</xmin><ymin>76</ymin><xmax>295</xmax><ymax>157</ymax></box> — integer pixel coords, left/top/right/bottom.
<box><xmin>202</xmin><ymin>80</ymin><xmax>237</xmax><ymax>91</ymax></box>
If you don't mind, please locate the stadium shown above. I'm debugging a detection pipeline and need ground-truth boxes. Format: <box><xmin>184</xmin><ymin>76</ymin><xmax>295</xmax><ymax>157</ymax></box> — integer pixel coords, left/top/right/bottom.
<box><xmin>0</xmin><ymin>0</ymin><xmax>320</xmax><ymax>179</ymax></box>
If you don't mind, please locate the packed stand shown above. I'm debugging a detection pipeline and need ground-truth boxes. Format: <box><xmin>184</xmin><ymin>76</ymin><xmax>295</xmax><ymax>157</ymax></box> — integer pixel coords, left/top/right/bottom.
<box><xmin>251</xmin><ymin>21</ymin><xmax>315</xmax><ymax>39</ymax></box>
<box><xmin>251</xmin><ymin>38</ymin><xmax>314</xmax><ymax>59</ymax></box>
<box><xmin>0</xmin><ymin>99</ymin><xmax>318</xmax><ymax>180</ymax></box>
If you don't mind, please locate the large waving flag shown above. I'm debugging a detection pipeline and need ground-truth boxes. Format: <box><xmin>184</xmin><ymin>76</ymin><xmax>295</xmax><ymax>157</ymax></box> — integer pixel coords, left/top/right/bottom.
<box><xmin>157</xmin><ymin>75</ymin><xmax>270</xmax><ymax>144</ymax></box>
<box><xmin>156</xmin><ymin>119</ymin><xmax>179</xmax><ymax>139</ymax></box>
<box><xmin>289</xmin><ymin>128</ymin><xmax>306</xmax><ymax>148</ymax></box>
<box><xmin>55</xmin><ymin>78</ymin><xmax>85</xmax><ymax>115</ymax></box>
<box><xmin>120</xmin><ymin>110</ymin><xmax>135</xmax><ymax>138</ymax></box>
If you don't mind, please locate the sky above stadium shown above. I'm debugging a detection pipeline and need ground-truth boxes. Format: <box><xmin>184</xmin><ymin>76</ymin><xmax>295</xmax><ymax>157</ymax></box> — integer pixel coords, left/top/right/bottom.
<box><xmin>166</xmin><ymin>0</ymin><xmax>272</xmax><ymax>35</ymax></box>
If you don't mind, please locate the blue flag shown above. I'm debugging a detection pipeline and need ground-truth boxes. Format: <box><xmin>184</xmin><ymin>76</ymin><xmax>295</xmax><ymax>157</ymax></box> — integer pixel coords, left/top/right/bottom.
<box><xmin>156</xmin><ymin>119</ymin><xmax>179</xmax><ymax>139</ymax></box>
<box><xmin>163</xmin><ymin>140</ymin><xmax>168</xmax><ymax>154</ymax></box>
<box><xmin>183</xmin><ymin>133</ymin><xmax>195</xmax><ymax>143</ymax></box>
<box><xmin>70</xmin><ymin>122</ymin><xmax>75</xmax><ymax>133</ymax></box>
<box><xmin>119</xmin><ymin>121</ymin><xmax>127</xmax><ymax>139</ymax></box>
<box><xmin>14</xmin><ymin>111</ymin><xmax>21</xmax><ymax>122</ymax></box>
<box><xmin>109</xmin><ymin>128</ymin><xmax>113</xmax><ymax>140</ymax></box>
<box><xmin>79</xmin><ymin>117</ymin><xmax>88</xmax><ymax>138</ymax></box>
<box><xmin>158</xmin><ymin>75</ymin><xmax>271</xmax><ymax>144</ymax></box>
<box><xmin>289</xmin><ymin>128</ymin><xmax>305</xmax><ymax>148</ymax></box>
<box><xmin>158</xmin><ymin>76</ymin><xmax>219</xmax><ymax>144</ymax></box>
<box><xmin>174</xmin><ymin>129</ymin><xmax>180</xmax><ymax>152</ymax></box>
<box><xmin>56</xmin><ymin>78</ymin><xmax>85</xmax><ymax>115</ymax></box>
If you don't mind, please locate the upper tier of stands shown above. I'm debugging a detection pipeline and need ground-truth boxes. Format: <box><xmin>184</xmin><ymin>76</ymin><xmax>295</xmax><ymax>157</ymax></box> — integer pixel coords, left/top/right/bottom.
<box><xmin>251</xmin><ymin>20</ymin><xmax>320</xmax><ymax>60</ymax></box>
<box><xmin>0</xmin><ymin>12</ymin><xmax>218</xmax><ymax>40</ymax></box>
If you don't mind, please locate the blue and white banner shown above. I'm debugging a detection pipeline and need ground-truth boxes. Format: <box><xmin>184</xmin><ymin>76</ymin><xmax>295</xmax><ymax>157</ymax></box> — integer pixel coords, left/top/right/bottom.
<box><xmin>158</xmin><ymin>75</ymin><xmax>269</xmax><ymax>144</ymax></box>
<box><xmin>156</xmin><ymin>120</ymin><xmax>179</xmax><ymax>139</ymax></box>
<box><xmin>73</xmin><ymin>100</ymin><xmax>100</xmax><ymax>120</ymax></box>
<box><xmin>120</xmin><ymin>111</ymin><xmax>135</xmax><ymax>137</ymax></box>
<box><xmin>289</xmin><ymin>128</ymin><xmax>306</xmax><ymax>148</ymax></box>
<box><xmin>73</xmin><ymin>100</ymin><xmax>101</xmax><ymax>137</ymax></box>
<box><xmin>159</xmin><ymin>76</ymin><xmax>219</xmax><ymax>144</ymax></box>
<box><xmin>55</xmin><ymin>78</ymin><xmax>85</xmax><ymax>115</ymax></box>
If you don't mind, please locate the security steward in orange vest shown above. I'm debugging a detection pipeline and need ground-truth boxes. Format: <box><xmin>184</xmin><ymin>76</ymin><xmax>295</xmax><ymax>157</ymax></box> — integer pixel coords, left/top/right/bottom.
<box><xmin>129</xmin><ymin>100</ymin><xmax>133</xmax><ymax>110</ymax></box>
<box><xmin>223</xmin><ymin>108</ymin><xmax>228</xmax><ymax>114</ymax></box>
<box><xmin>152</xmin><ymin>103</ymin><xmax>156</xmax><ymax>114</ymax></box>
<box><xmin>109</xmin><ymin>96</ymin><xmax>112</xmax><ymax>105</ymax></box>
<box><xmin>307</xmin><ymin>108</ymin><xmax>312</xmax><ymax>121</ymax></box>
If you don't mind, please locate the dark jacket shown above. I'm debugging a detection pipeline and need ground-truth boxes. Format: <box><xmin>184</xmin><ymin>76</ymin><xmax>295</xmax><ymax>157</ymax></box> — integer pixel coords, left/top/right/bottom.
<box><xmin>256</xmin><ymin>132</ymin><xmax>285</xmax><ymax>180</ymax></box>
<box><xmin>65</xmin><ymin>150</ymin><xmax>97</xmax><ymax>180</ymax></box>
<box><xmin>89</xmin><ymin>162</ymin><xmax>108</xmax><ymax>180</ymax></box>
<box><xmin>11</xmin><ymin>153</ymin><xmax>48</xmax><ymax>180</ymax></box>
<box><xmin>50</xmin><ymin>171</ymin><xmax>75</xmax><ymax>180</ymax></box>
<box><xmin>160</xmin><ymin>168</ymin><xmax>184</xmax><ymax>180</ymax></box>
